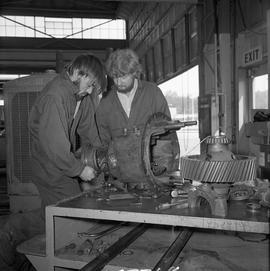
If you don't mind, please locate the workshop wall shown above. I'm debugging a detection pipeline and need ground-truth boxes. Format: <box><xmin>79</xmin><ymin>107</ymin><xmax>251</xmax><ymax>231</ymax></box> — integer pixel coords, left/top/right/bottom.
<box><xmin>127</xmin><ymin>2</ymin><xmax>198</xmax><ymax>84</ymax></box>
<box><xmin>197</xmin><ymin>0</ymin><xmax>268</xmax><ymax>152</ymax></box>
<box><xmin>125</xmin><ymin>0</ymin><xmax>269</xmax><ymax>167</ymax></box>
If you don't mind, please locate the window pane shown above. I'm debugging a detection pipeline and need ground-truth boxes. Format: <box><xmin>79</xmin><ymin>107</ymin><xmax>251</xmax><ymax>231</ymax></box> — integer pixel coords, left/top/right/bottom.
<box><xmin>6</xmin><ymin>26</ymin><xmax>16</xmax><ymax>36</ymax></box>
<box><xmin>35</xmin><ymin>17</ymin><xmax>44</xmax><ymax>27</ymax></box>
<box><xmin>16</xmin><ymin>26</ymin><xmax>25</xmax><ymax>37</ymax></box>
<box><xmin>72</xmin><ymin>18</ymin><xmax>82</xmax><ymax>38</ymax></box>
<box><xmin>5</xmin><ymin>17</ymin><xmax>15</xmax><ymax>26</ymax></box>
<box><xmin>16</xmin><ymin>16</ymin><xmax>25</xmax><ymax>24</ymax></box>
<box><xmin>25</xmin><ymin>17</ymin><xmax>34</xmax><ymax>27</ymax></box>
<box><xmin>0</xmin><ymin>26</ymin><xmax>6</xmax><ymax>36</ymax></box>
<box><xmin>159</xmin><ymin>65</ymin><xmax>200</xmax><ymax>156</ymax></box>
<box><xmin>36</xmin><ymin>27</ymin><xmax>47</xmax><ymax>38</ymax></box>
<box><xmin>25</xmin><ymin>27</ymin><xmax>34</xmax><ymax>37</ymax></box>
<box><xmin>0</xmin><ymin>17</ymin><xmax>6</xmax><ymax>25</ymax></box>
<box><xmin>252</xmin><ymin>74</ymin><xmax>268</xmax><ymax>109</ymax></box>
<box><xmin>0</xmin><ymin>16</ymin><xmax>125</xmax><ymax>39</ymax></box>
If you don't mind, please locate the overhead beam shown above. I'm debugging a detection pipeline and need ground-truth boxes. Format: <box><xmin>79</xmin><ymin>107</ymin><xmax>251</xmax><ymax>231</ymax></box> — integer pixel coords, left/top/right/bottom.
<box><xmin>1</xmin><ymin>1</ymin><xmax>198</xmax><ymax>18</ymax></box>
<box><xmin>0</xmin><ymin>37</ymin><xmax>127</xmax><ymax>51</ymax></box>
<box><xmin>103</xmin><ymin>0</ymin><xmax>197</xmax><ymax>2</ymax></box>
<box><xmin>0</xmin><ymin>7</ymin><xmax>117</xmax><ymax>19</ymax></box>
<box><xmin>0</xmin><ymin>49</ymin><xmax>106</xmax><ymax>74</ymax></box>
<box><xmin>0</xmin><ymin>37</ymin><xmax>128</xmax><ymax>74</ymax></box>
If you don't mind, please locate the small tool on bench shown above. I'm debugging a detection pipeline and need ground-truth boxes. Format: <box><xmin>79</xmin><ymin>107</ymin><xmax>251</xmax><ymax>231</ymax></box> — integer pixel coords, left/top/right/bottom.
<box><xmin>156</xmin><ymin>199</ymin><xmax>188</xmax><ymax>210</ymax></box>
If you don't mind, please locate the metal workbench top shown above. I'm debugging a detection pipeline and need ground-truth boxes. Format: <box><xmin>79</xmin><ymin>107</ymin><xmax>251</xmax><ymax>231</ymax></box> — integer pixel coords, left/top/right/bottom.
<box><xmin>46</xmin><ymin>190</ymin><xmax>269</xmax><ymax>234</ymax></box>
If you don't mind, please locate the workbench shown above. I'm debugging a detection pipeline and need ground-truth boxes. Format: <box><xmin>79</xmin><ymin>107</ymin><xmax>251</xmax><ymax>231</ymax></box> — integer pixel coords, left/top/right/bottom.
<box><xmin>44</xmin><ymin>189</ymin><xmax>269</xmax><ymax>270</ymax></box>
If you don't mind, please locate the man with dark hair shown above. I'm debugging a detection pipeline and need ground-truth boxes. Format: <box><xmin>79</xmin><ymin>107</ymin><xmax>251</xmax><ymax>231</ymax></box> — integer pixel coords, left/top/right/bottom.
<box><xmin>29</xmin><ymin>54</ymin><xmax>106</xmax><ymax>208</ymax></box>
<box><xmin>0</xmin><ymin>54</ymin><xmax>107</xmax><ymax>270</ymax></box>
<box><xmin>96</xmin><ymin>48</ymin><xmax>171</xmax><ymax>188</ymax></box>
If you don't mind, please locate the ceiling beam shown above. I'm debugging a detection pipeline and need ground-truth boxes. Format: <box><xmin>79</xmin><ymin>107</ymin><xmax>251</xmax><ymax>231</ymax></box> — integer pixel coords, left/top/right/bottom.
<box><xmin>0</xmin><ymin>37</ymin><xmax>128</xmax><ymax>51</ymax></box>
<box><xmin>0</xmin><ymin>49</ymin><xmax>107</xmax><ymax>74</ymax></box>
<box><xmin>102</xmin><ymin>0</ymin><xmax>197</xmax><ymax>2</ymax></box>
<box><xmin>0</xmin><ymin>7</ymin><xmax>117</xmax><ymax>19</ymax></box>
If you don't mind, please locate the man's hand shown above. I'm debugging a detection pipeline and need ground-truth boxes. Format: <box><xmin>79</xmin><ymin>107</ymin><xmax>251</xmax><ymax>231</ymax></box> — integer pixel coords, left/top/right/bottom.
<box><xmin>79</xmin><ymin>166</ymin><xmax>96</xmax><ymax>182</ymax></box>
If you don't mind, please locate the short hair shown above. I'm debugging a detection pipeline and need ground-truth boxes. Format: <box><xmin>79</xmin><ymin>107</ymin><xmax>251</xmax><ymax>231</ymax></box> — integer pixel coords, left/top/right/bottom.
<box><xmin>105</xmin><ymin>48</ymin><xmax>143</xmax><ymax>79</ymax></box>
<box><xmin>66</xmin><ymin>54</ymin><xmax>107</xmax><ymax>92</ymax></box>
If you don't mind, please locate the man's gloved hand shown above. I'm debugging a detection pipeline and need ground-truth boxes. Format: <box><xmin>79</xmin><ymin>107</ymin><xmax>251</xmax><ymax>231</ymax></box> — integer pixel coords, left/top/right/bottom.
<box><xmin>79</xmin><ymin>166</ymin><xmax>96</xmax><ymax>182</ymax></box>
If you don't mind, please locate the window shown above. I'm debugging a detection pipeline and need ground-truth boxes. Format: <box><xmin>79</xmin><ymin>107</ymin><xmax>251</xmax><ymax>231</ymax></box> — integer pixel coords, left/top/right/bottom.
<box><xmin>159</xmin><ymin>66</ymin><xmax>200</xmax><ymax>156</ymax></box>
<box><xmin>252</xmin><ymin>74</ymin><xmax>268</xmax><ymax>109</ymax></box>
<box><xmin>0</xmin><ymin>16</ymin><xmax>126</xmax><ymax>40</ymax></box>
<box><xmin>45</xmin><ymin>18</ymin><xmax>73</xmax><ymax>38</ymax></box>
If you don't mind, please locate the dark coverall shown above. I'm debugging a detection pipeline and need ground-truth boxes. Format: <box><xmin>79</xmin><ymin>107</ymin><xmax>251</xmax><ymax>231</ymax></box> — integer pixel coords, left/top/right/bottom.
<box><xmin>95</xmin><ymin>79</ymin><xmax>171</xmax><ymax>185</ymax></box>
<box><xmin>0</xmin><ymin>71</ymin><xmax>100</xmax><ymax>270</ymax></box>
<box><xmin>29</xmin><ymin>71</ymin><xmax>100</xmax><ymax>208</ymax></box>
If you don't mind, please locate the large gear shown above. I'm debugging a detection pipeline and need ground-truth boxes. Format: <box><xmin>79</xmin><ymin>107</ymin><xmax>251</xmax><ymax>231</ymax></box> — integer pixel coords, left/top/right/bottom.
<box><xmin>180</xmin><ymin>136</ymin><xmax>256</xmax><ymax>183</ymax></box>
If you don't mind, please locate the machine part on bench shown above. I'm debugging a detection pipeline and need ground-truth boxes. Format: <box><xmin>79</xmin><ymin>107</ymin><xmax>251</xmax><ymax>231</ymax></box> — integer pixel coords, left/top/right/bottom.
<box><xmin>80</xmin><ymin>145</ymin><xmax>118</xmax><ymax>175</ymax></box>
<box><xmin>141</xmin><ymin>112</ymin><xmax>197</xmax><ymax>189</ymax></box>
<box><xmin>79</xmin><ymin>112</ymin><xmax>197</xmax><ymax>195</ymax></box>
<box><xmin>156</xmin><ymin>199</ymin><xmax>188</xmax><ymax>211</ymax></box>
<box><xmin>181</xmin><ymin>135</ymin><xmax>257</xmax><ymax>217</ymax></box>
<box><xmin>229</xmin><ymin>184</ymin><xmax>254</xmax><ymax>201</ymax></box>
<box><xmin>171</xmin><ymin>189</ymin><xmax>188</xmax><ymax>198</ymax></box>
<box><xmin>246</xmin><ymin>202</ymin><xmax>261</xmax><ymax>212</ymax></box>
<box><xmin>188</xmin><ymin>184</ymin><xmax>230</xmax><ymax>217</ymax></box>
<box><xmin>180</xmin><ymin>135</ymin><xmax>256</xmax><ymax>183</ymax></box>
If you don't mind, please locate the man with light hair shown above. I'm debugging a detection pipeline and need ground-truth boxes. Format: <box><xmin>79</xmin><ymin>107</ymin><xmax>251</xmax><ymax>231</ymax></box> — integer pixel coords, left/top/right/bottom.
<box><xmin>96</xmin><ymin>48</ymin><xmax>172</xmax><ymax>189</ymax></box>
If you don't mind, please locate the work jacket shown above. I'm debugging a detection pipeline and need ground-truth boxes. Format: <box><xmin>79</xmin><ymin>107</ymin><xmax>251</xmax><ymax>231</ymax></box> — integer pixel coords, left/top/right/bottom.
<box><xmin>29</xmin><ymin>71</ymin><xmax>100</xmax><ymax>208</ymax></box>
<box><xmin>95</xmin><ymin>79</ymin><xmax>171</xmax><ymax>184</ymax></box>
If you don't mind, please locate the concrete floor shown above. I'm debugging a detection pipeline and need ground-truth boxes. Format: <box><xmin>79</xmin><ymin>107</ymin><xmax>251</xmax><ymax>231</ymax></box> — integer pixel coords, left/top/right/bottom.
<box><xmin>176</xmin><ymin>230</ymin><xmax>269</xmax><ymax>271</ymax></box>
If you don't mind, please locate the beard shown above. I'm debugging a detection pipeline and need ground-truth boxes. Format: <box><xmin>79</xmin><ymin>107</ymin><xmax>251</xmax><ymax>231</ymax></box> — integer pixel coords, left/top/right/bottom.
<box><xmin>116</xmin><ymin>80</ymin><xmax>135</xmax><ymax>94</ymax></box>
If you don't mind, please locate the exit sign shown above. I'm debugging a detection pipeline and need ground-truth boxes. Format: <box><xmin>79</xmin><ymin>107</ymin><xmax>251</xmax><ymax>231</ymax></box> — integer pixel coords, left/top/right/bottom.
<box><xmin>242</xmin><ymin>46</ymin><xmax>262</xmax><ymax>67</ymax></box>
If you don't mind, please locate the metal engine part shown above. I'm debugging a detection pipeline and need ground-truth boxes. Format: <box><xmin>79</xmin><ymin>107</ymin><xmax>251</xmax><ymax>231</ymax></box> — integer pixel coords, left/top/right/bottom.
<box><xmin>229</xmin><ymin>185</ymin><xmax>254</xmax><ymax>201</ymax></box>
<box><xmin>188</xmin><ymin>183</ymin><xmax>230</xmax><ymax>217</ymax></box>
<box><xmin>79</xmin><ymin>112</ymin><xmax>197</xmax><ymax>189</ymax></box>
<box><xmin>141</xmin><ymin>112</ymin><xmax>197</xmax><ymax>188</ymax></box>
<box><xmin>80</xmin><ymin>145</ymin><xmax>118</xmax><ymax>175</ymax></box>
<box><xmin>181</xmin><ymin>135</ymin><xmax>256</xmax><ymax>183</ymax></box>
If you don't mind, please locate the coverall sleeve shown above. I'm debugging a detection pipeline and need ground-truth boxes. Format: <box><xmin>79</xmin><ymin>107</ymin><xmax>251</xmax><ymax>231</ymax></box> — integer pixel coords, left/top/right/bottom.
<box><xmin>77</xmin><ymin>95</ymin><xmax>101</xmax><ymax>148</ymax></box>
<box><xmin>155</xmin><ymin>86</ymin><xmax>172</xmax><ymax>119</ymax></box>
<box><xmin>95</xmin><ymin>100</ymin><xmax>112</xmax><ymax>148</ymax></box>
<box><xmin>38</xmin><ymin>96</ymin><xmax>84</xmax><ymax>177</ymax></box>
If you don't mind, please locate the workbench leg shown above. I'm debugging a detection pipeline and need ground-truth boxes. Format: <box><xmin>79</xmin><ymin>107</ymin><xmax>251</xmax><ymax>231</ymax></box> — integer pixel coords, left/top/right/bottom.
<box><xmin>46</xmin><ymin>207</ymin><xmax>55</xmax><ymax>271</ymax></box>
